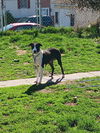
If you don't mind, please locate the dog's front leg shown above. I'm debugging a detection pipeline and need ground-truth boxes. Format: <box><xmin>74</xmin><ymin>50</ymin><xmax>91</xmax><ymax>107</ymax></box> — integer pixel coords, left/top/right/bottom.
<box><xmin>38</xmin><ymin>66</ymin><xmax>43</xmax><ymax>84</ymax></box>
<box><xmin>34</xmin><ymin>66</ymin><xmax>40</xmax><ymax>84</ymax></box>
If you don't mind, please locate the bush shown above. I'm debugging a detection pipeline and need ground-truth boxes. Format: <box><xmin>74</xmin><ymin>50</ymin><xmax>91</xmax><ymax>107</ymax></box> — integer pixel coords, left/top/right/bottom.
<box><xmin>9</xmin><ymin>35</ymin><xmax>21</xmax><ymax>43</ymax></box>
<box><xmin>0</xmin><ymin>31</ymin><xmax>11</xmax><ymax>36</ymax></box>
<box><xmin>76</xmin><ymin>23</ymin><xmax>100</xmax><ymax>38</ymax></box>
<box><xmin>40</xmin><ymin>26</ymin><xmax>59</xmax><ymax>33</ymax></box>
<box><xmin>87</xmin><ymin>24</ymin><xmax>100</xmax><ymax>37</ymax></box>
<box><xmin>21</xmin><ymin>29</ymin><xmax>39</xmax><ymax>37</ymax></box>
<box><xmin>40</xmin><ymin>26</ymin><xmax>74</xmax><ymax>34</ymax></box>
<box><xmin>5</xmin><ymin>11</ymin><xmax>16</xmax><ymax>24</ymax></box>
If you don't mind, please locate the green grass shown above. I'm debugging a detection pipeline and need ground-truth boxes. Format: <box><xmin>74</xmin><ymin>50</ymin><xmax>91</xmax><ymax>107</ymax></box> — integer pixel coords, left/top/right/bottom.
<box><xmin>0</xmin><ymin>77</ymin><xmax>100</xmax><ymax>133</ymax></box>
<box><xmin>0</xmin><ymin>29</ymin><xmax>100</xmax><ymax>81</ymax></box>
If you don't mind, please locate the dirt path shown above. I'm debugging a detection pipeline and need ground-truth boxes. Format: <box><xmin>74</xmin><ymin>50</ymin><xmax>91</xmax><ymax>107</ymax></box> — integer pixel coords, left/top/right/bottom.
<box><xmin>0</xmin><ymin>71</ymin><xmax>100</xmax><ymax>87</ymax></box>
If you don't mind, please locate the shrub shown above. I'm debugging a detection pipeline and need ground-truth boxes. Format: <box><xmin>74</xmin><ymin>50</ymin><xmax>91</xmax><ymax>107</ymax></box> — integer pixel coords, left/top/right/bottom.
<box><xmin>5</xmin><ymin>11</ymin><xmax>16</xmax><ymax>24</ymax></box>
<box><xmin>76</xmin><ymin>28</ymin><xmax>83</xmax><ymax>38</ymax></box>
<box><xmin>40</xmin><ymin>26</ymin><xmax>74</xmax><ymax>34</ymax></box>
<box><xmin>21</xmin><ymin>29</ymin><xmax>39</xmax><ymax>37</ymax></box>
<box><xmin>0</xmin><ymin>31</ymin><xmax>11</xmax><ymax>36</ymax></box>
<box><xmin>9</xmin><ymin>35</ymin><xmax>21</xmax><ymax>43</ymax></box>
<box><xmin>88</xmin><ymin>24</ymin><xmax>100</xmax><ymax>37</ymax></box>
<box><xmin>59</xmin><ymin>27</ymin><xmax>74</xmax><ymax>34</ymax></box>
<box><xmin>76</xmin><ymin>23</ymin><xmax>100</xmax><ymax>38</ymax></box>
<box><xmin>40</xmin><ymin>26</ymin><xmax>59</xmax><ymax>33</ymax></box>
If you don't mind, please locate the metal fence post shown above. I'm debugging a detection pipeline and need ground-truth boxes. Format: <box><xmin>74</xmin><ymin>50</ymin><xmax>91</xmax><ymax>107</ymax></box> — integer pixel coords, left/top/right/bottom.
<box><xmin>38</xmin><ymin>0</ymin><xmax>42</xmax><ymax>25</ymax></box>
<box><xmin>0</xmin><ymin>0</ymin><xmax>6</xmax><ymax>31</ymax></box>
<box><xmin>36</xmin><ymin>0</ymin><xmax>41</xmax><ymax>25</ymax></box>
<box><xmin>0</xmin><ymin>0</ymin><xmax>4</xmax><ymax>31</ymax></box>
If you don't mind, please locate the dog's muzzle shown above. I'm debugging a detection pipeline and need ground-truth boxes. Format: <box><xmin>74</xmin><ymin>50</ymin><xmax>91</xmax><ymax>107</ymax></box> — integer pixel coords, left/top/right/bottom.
<box><xmin>33</xmin><ymin>50</ymin><xmax>37</xmax><ymax>53</ymax></box>
<box><xmin>32</xmin><ymin>49</ymin><xmax>37</xmax><ymax>54</ymax></box>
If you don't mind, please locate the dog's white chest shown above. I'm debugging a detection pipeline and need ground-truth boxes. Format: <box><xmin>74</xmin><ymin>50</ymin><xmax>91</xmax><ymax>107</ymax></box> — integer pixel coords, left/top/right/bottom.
<box><xmin>33</xmin><ymin>51</ymin><xmax>43</xmax><ymax>67</ymax></box>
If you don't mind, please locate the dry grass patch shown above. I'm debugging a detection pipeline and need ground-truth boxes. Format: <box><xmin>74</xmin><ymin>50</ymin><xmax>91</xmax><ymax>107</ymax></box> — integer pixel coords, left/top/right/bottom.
<box><xmin>64</xmin><ymin>102</ymin><xmax>77</xmax><ymax>106</ymax></box>
<box><xmin>16</xmin><ymin>50</ymin><xmax>27</xmax><ymax>55</ymax></box>
<box><xmin>39</xmin><ymin>89</ymin><xmax>54</xmax><ymax>93</ymax></box>
<box><xmin>23</xmin><ymin>62</ymin><xmax>30</xmax><ymax>65</ymax></box>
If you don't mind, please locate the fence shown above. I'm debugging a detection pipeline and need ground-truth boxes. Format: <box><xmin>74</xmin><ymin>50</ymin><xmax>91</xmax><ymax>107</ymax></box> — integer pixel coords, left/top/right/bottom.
<box><xmin>0</xmin><ymin>0</ymin><xmax>54</xmax><ymax>31</ymax></box>
<box><xmin>0</xmin><ymin>0</ymin><xmax>100</xmax><ymax>31</ymax></box>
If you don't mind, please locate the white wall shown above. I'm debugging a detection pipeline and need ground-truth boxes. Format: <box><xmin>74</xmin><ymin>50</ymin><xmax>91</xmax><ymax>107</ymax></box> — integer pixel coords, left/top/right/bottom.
<box><xmin>59</xmin><ymin>9</ymin><xmax>71</xmax><ymax>27</ymax></box>
<box><xmin>51</xmin><ymin>4</ymin><xmax>74</xmax><ymax>27</ymax></box>
<box><xmin>75</xmin><ymin>7</ymin><xmax>100</xmax><ymax>28</ymax></box>
<box><xmin>5</xmin><ymin>0</ymin><xmax>36</xmax><ymax>18</ymax></box>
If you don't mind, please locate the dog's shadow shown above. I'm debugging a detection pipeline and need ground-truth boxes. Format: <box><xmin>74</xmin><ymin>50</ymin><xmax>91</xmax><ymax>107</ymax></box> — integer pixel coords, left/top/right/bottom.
<box><xmin>25</xmin><ymin>77</ymin><xmax>64</xmax><ymax>95</ymax></box>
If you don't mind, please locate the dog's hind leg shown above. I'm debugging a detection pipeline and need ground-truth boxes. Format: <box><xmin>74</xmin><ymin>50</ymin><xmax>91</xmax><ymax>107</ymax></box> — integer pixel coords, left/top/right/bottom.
<box><xmin>49</xmin><ymin>61</ymin><xmax>54</xmax><ymax>78</ymax></box>
<box><xmin>57</xmin><ymin>58</ymin><xmax>64</xmax><ymax>78</ymax></box>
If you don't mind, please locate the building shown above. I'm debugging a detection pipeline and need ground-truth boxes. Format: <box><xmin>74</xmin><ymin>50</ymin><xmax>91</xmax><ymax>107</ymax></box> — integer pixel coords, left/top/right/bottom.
<box><xmin>40</xmin><ymin>0</ymin><xmax>51</xmax><ymax>16</ymax></box>
<box><xmin>5</xmin><ymin>0</ymin><xmax>35</xmax><ymax>18</ymax></box>
<box><xmin>1</xmin><ymin>0</ymin><xmax>100</xmax><ymax>27</ymax></box>
<box><xmin>74</xmin><ymin>7</ymin><xmax>100</xmax><ymax>28</ymax></box>
<box><xmin>51</xmin><ymin>0</ymin><xmax>100</xmax><ymax>28</ymax></box>
<box><xmin>3</xmin><ymin>0</ymin><xmax>51</xmax><ymax>18</ymax></box>
<box><xmin>51</xmin><ymin>0</ymin><xmax>75</xmax><ymax>27</ymax></box>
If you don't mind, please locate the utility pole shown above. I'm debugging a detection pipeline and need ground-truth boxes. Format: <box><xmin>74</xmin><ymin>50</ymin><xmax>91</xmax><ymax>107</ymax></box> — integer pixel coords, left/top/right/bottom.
<box><xmin>36</xmin><ymin>0</ymin><xmax>41</xmax><ymax>25</ymax></box>
<box><xmin>0</xmin><ymin>0</ymin><xmax>6</xmax><ymax>31</ymax></box>
<box><xmin>3</xmin><ymin>0</ymin><xmax>6</xmax><ymax>28</ymax></box>
<box><xmin>1</xmin><ymin>0</ymin><xmax>4</xmax><ymax>31</ymax></box>
<box><xmin>38</xmin><ymin>0</ymin><xmax>42</xmax><ymax>25</ymax></box>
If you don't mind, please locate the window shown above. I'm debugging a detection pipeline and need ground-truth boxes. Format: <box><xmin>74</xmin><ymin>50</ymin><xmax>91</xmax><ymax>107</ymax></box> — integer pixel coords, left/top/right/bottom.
<box><xmin>36</xmin><ymin>8</ymin><xmax>49</xmax><ymax>16</ymax></box>
<box><xmin>41</xmin><ymin>8</ymin><xmax>49</xmax><ymax>16</ymax></box>
<box><xmin>18</xmin><ymin>0</ymin><xmax>30</xmax><ymax>9</ymax></box>
<box><xmin>15</xmin><ymin>25</ymin><xmax>32</xmax><ymax>30</ymax></box>
<box><xmin>55</xmin><ymin>12</ymin><xmax>59</xmax><ymax>24</ymax></box>
<box><xmin>3</xmin><ymin>24</ymin><xmax>13</xmax><ymax>31</ymax></box>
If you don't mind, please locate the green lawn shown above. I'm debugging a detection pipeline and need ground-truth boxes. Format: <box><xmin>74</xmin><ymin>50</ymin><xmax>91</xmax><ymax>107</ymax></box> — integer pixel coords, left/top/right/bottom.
<box><xmin>0</xmin><ymin>29</ymin><xmax>100</xmax><ymax>81</ymax></box>
<box><xmin>0</xmin><ymin>28</ymin><xmax>100</xmax><ymax>133</ymax></box>
<box><xmin>0</xmin><ymin>77</ymin><xmax>100</xmax><ymax>133</ymax></box>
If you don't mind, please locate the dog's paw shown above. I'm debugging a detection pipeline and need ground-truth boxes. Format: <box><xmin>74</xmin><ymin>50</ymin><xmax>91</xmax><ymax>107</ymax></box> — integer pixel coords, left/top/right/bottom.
<box><xmin>62</xmin><ymin>75</ymin><xmax>65</xmax><ymax>79</ymax></box>
<box><xmin>49</xmin><ymin>75</ymin><xmax>53</xmax><ymax>79</ymax></box>
<box><xmin>34</xmin><ymin>81</ymin><xmax>38</xmax><ymax>84</ymax></box>
<box><xmin>34</xmin><ymin>81</ymin><xmax>41</xmax><ymax>85</ymax></box>
<box><xmin>37</xmin><ymin>82</ymin><xmax>41</xmax><ymax>85</ymax></box>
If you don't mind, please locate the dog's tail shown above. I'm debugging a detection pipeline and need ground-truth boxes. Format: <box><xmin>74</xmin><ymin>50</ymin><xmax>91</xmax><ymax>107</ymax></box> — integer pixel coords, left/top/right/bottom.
<box><xmin>59</xmin><ymin>48</ymin><xmax>65</xmax><ymax>54</ymax></box>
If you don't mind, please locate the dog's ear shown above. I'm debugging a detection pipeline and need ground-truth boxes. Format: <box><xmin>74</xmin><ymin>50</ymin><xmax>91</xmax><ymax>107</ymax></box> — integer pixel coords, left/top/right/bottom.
<box><xmin>38</xmin><ymin>43</ymin><xmax>42</xmax><ymax>47</ymax></box>
<box><xmin>28</xmin><ymin>43</ymin><xmax>34</xmax><ymax>47</ymax></box>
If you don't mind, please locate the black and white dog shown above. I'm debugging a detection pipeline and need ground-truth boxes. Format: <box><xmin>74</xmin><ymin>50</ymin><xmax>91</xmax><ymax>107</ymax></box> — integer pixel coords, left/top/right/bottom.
<box><xmin>29</xmin><ymin>43</ymin><xmax>64</xmax><ymax>84</ymax></box>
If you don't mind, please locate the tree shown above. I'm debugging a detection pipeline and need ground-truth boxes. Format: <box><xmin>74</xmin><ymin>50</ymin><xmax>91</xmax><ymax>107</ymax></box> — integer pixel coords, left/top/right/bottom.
<box><xmin>75</xmin><ymin>0</ymin><xmax>100</xmax><ymax>10</ymax></box>
<box><xmin>52</xmin><ymin>0</ymin><xmax>100</xmax><ymax>11</ymax></box>
<box><xmin>5</xmin><ymin>11</ymin><xmax>16</xmax><ymax>24</ymax></box>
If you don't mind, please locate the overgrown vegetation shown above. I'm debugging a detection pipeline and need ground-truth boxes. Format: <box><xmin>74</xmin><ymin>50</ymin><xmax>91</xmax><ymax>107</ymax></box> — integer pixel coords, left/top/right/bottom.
<box><xmin>0</xmin><ymin>77</ymin><xmax>100</xmax><ymax>133</ymax></box>
<box><xmin>61</xmin><ymin>0</ymin><xmax>100</xmax><ymax>11</ymax></box>
<box><xmin>5</xmin><ymin>11</ymin><xmax>16</xmax><ymax>25</ymax></box>
<box><xmin>0</xmin><ymin>27</ymin><xmax>100</xmax><ymax>81</ymax></box>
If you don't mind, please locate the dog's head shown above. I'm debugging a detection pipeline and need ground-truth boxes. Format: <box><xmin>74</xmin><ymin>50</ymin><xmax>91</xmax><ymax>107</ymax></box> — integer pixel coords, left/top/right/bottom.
<box><xmin>29</xmin><ymin>43</ymin><xmax>42</xmax><ymax>54</ymax></box>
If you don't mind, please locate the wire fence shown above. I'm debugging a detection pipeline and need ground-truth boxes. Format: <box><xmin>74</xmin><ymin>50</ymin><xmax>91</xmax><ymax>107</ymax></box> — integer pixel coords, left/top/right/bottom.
<box><xmin>0</xmin><ymin>0</ymin><xmax>100</xmax><ymax>31</ymax></box>
<box><xmin>0</xmin><ymin>0</ymin><xmax>54</xmax><ymax>31</ymax></box>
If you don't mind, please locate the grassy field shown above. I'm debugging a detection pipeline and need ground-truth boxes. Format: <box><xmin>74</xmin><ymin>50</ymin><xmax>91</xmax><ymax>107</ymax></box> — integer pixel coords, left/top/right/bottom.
<box><xmin>0</xmin><ymin>28</ymin><xmax>100</xmax><ymax>81</ymax></box>
<box><xmin>0</xmin><ymin>77</ymin><xmax>100</xmax><ymax>133</ymax></box>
